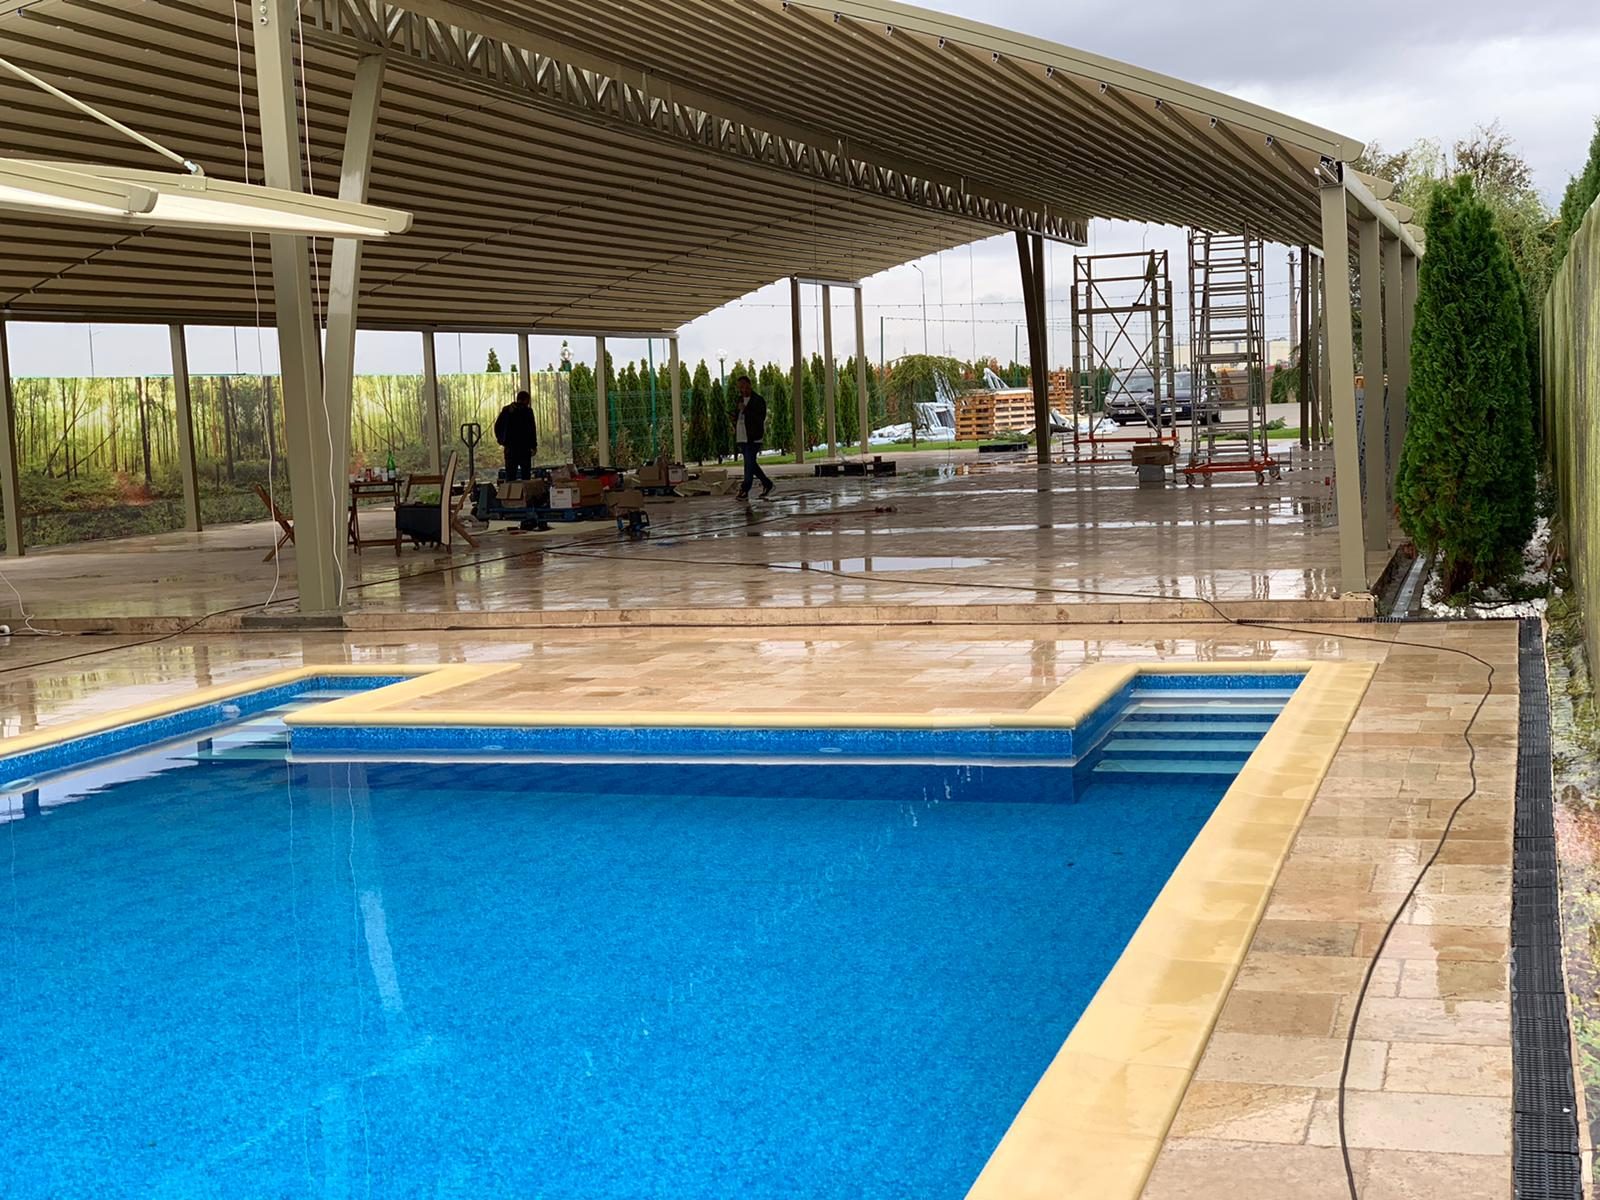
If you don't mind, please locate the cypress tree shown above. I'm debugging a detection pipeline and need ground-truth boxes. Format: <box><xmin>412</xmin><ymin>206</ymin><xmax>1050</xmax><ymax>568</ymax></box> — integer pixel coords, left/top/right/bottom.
<box><xmin>1555</xmin><ymin>117</ymin><xmax>1600</xmax><ymax>266</ymax></box>
<box><xmin>687</xmin><ymin>360</ymin><xmax>712</xmax><ymax>465</ymax></box>
<box><xmin>801</xmin><ymin>373</ymin><xmax>822</xmax><ymax>454</ymax></box>
<box><xmin>767</xmin><ymin>376</ymin><xmax>793</xmax><ymax>454</ymax></box>
<box><xmin>1397</xmin><ymin>177</ymin><xmax>1537</xmax><ymax>594</ymax></box>
<box><xmin>839</xmin><ymin>355</ymin><xmax>860</xmax><ymax>446</ymax></box>
<box><xmin>708</xmin><ymin>379</ymin><xmax>731</xmax><ymax>462</ymax></box>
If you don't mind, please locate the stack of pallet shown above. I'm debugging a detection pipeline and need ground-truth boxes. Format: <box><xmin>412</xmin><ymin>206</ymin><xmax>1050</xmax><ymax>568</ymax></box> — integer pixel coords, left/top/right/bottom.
<box><xmin>956</xmin><ymin>381</ymin><xmax>1074</xmax><ymax>440</ymax></box>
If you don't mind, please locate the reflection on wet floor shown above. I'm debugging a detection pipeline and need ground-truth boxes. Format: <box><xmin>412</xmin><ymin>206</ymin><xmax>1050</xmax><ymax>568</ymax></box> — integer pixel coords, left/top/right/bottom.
<box><xmin>0</xmin><ymin>448</ymin><xmax>1386</xmax><ymax>619</ymax></box>
<box><xmin>771</xmin><ymin>556</ymin><xmax>994</xmax><ymax>573</ymax></box>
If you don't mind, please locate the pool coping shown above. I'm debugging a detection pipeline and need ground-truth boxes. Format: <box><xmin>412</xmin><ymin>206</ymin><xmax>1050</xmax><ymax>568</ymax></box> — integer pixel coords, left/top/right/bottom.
<box><xmin>4</xmin><ymin>655</ymin><xmax>1374</xmax><ymax>1198</ymax></box>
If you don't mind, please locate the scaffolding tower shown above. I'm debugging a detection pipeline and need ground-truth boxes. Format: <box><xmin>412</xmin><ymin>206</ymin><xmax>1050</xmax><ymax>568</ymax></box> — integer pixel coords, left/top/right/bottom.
<box><xmin>1184</xmin><ymin>229</ymin><xmax>1278</xmax><ymax>484</ymax></box>
<box><xmin>1068</xmin><ymin>250</ymin><xmax>1178</xmax><ymax>464</ymax></box>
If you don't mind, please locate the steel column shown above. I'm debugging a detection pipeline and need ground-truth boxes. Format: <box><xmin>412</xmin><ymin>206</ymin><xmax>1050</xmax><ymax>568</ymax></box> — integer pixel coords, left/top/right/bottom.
<box><xmin>254</xmin><ymin>0</ymin><xmax>340</xmax><ymax>612</ymax></box>
<box><xmin>1321</xmin><ymin>183</ymin><xmax>1369</xmax><ymax>595</ymax></box>
<box><xmin>169</xmin><ymin>325</ymin><xmax>202</xmax><ymax>532</ymax></box>
<box><xmin>421</xmin><ymin>329</ymin><xmax>441</xmax><ymax>470</ymax></box>
<box><xmin>1299</xmin><ymin>245</ymin><xmax>1312</xmax><ymax>450</ymax></box>
<box><xmin>669</xmin><ymin>336</ymin><xmax>683</xmax><ymax>463</ymax></box>
<box><xmin>791</xmin><ymin>276</ymin><xmax>806</xmax><ymax>463</ymax></box>
<box><xmin>1383</xmin><ymin>235</ymin><xmax>1406</xmax><ymax>502</ymax></box>
<box><xmin>0</xmin><ymin>320</ymin><xmax>22</xmax><ymax>556</ymax></box>
<box><xmin>854</xmin><ymin>286</ymin><xmax>870</xmax><ymax>457</ymax></box>
<box><xmin>1015</xmin><ymin>232</ymin><xmax>1051</xmax><ymax>464</ymax></box>
<box><xmin>324</xmin><ymin>52</ymin><xmax>384</xmax><ymax>502</ymax></box>
<box><xmin>821</xmin><ymin>285</ymin><xmax>837</xmax><ymax>458</ymax></box>
<box><xmin>517</xmin><ymin>332</ymin><xmax>531</xmax><ymax>393</ymax></box>
<box><xmin>1357</xmin><ymin>214</ymin><xmax>1386</xmax><ymax>550</ymax></box>
<box><xmin>594</xmin><ymin>335</ymin><xmax>609</xmax><ymax>465</ymax></box>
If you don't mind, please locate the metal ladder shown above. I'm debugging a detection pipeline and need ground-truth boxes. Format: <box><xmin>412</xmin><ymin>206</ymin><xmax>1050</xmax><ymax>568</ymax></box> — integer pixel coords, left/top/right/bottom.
<box><xmin>1185</xmin><ymin>229</ymin><xmax>1277</xmax><ymax>484</ymax></box>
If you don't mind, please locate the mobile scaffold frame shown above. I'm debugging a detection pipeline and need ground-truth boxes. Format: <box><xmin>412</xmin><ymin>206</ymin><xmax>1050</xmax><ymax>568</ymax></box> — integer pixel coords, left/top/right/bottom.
<box><xmin>1068</xmin><ymin>250</ymin><xmax>1178</xmax><ymax>464</ymax></box>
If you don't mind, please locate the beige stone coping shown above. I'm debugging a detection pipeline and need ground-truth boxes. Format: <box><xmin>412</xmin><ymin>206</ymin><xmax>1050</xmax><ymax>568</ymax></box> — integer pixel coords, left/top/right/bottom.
<box><xmin>0</xmin><ymin>663</ymin><xmax>452</xmax><ymax>760</ymax></box>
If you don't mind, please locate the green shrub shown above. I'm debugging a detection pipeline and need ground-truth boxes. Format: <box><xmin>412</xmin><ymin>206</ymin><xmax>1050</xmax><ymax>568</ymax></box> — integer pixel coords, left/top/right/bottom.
<box><xmin>1397</xmin><ymin>177</ymin><xmax>1537</xmax><ymax>594</ymax></box>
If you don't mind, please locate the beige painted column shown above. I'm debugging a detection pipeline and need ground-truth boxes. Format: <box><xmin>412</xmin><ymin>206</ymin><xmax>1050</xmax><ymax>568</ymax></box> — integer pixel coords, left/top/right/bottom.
<box><xmin>0</xmin><ymin>320</ymin><xmax>22</xmax><ymax>556</ymax></box>
<box><xmin>669</xmin><ymin>336</ymin><xmax>683</xmax><ymax>463</ymax></box>
<box><xmin>169</xmin><ymin>325</ymin><xmax>202</xmax><ymax>532</ymax></box>
<box><xmin>1383</xmin><ymin>235</ymin><xmax>1406</xmax><ymax>502</ymax></box>
<box><xmin>1321</xmin><ymin>183</ymin><xmax>1369</xmax><ymax>595</ymax></box>
<box><xmin>854</xmin><ymin>285</ymin><xmax>870</xmax><ymax>457</ymax></box>
<box><xmin>594</xmin><ymin>335</ymin><xmax>609</xmax><ymax>465</ymax></box>
<box><xmin>821</xmin><ymin>285</ymin><xmax>837</xmax><ymax>458</ymax></box>
<box><xmin>421</xmin><ymin>330</ymin><xmax>441</xmax><ymax>471</ymax></box>
<box><xmin>254</xmin><ymin>0</ymin><xmax>339</xmax><ymax>612</ymax></box>
<box><xmin>517</xmin><ymin>333</ymin><xmax>531</xmax><ymax>392</ymax></box>
<box><xmin>324</xmin><ymin>52</ymin><xmax>384</xmax><ymax>502</ymax></box>
<box><xmin>1357</xmin><ymin>215</ymin><xmax>1386</xmax><ymax>551</ymax></box>
<box><xmin>790</xmin><ymin>276</ymin><xmax>806</xmax><ymax>463</ymax></box>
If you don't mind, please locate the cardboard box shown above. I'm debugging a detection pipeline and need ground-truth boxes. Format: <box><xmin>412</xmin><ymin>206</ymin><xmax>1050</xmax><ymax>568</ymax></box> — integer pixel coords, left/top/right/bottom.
<box><xmin>1129</xmin><ymin>443</ymin><xmax>1177</xmax><ymax>467</ymax></box>
<box><xmin>636</xmin><ymin>455</ymin><xmax>689</xmax><ymax>488</ymax></box>
<box><xmin>549</xmin><ymin>485</ymin><xmax>580</xmax><ymax>509</ymax></box>
<box><xmin>606</xmin><ymin>488</ymin><xmax>647</xmax><ymax>512</ymax></box>
<box><xmin>574</xmin><ymin>476</ymin><xmax>607</xmax><ymax>505</ymax></box>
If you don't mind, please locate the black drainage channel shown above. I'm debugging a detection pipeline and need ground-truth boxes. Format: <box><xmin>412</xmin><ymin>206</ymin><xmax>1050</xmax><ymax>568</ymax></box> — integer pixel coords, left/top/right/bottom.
<box><xmin>1513</xmin><ymin>617</ymin><xmax>1583</xmax><ymax>1198</ymax></box>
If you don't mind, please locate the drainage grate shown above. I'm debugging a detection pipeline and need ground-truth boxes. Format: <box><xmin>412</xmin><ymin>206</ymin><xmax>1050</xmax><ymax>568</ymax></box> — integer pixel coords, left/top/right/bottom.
<box><xmin>1511</xmin><ymin>618</ymin><xmax>1582</xmax><ymax>1199</ymax></box>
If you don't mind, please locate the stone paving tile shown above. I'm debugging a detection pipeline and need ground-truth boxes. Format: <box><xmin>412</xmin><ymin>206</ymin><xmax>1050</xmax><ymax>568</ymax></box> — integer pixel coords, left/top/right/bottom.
<box><xmin>1147</xmin><ymin>621</ymin><xmax>1516</xmax><ymax>1199</ymax></box>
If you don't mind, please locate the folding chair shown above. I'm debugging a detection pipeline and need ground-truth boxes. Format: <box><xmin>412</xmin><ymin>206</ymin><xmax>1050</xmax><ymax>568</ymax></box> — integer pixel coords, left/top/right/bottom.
<box><xmin>253</xmin><ymin>483</ymin><xmax>294</xmax><ymax>562</ymax></box>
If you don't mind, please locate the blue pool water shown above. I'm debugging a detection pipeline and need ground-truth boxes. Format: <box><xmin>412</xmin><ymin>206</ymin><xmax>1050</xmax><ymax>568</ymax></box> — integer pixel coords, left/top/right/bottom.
<box><xmin>0</xmin><ymin>683</ymin><xmax>1292</xmax><ymax>1198</ymax></box>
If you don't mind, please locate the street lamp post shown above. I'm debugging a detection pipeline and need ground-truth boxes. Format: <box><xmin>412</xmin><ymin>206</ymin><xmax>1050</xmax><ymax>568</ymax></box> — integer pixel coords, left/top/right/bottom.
<box><xmin>717</xmin><ymin>350</ymin><xmax>727</xmax><ymax>391</ymax></box>
<box><xmin>908</xmin><ymin>263</ymin><xmax>929</xmax><ymax>355</ymax></box>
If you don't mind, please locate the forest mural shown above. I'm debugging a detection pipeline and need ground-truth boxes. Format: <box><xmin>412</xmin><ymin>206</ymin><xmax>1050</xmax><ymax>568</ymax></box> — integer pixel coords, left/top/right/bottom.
<box><xmin>1</xmin><ymin>352</ymin><xmax>1011</xmax><ymax>550</ymax></box>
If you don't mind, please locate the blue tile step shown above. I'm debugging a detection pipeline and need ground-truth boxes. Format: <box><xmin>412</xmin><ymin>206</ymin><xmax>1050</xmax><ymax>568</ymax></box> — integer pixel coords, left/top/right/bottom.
<box><xmin>1091</xmin><ymin>758</ymin><xmax>1245</xmax><ymax>776</ymax></box>
<box><xmin>1101</xmin><ymin>736</ymin><xmax>1263</xmax><ymax>755</ymax></box>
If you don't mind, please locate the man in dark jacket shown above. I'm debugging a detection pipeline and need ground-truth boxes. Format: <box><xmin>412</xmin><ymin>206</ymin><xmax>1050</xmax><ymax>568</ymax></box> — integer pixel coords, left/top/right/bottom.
<box><xmin>732</xmin><ymin>374</ymin><xmax>775</xmax><ymax>500</ymax></box>
<box><xmin>494</xmin><ymin>390</ymin><xmax>538</xmax><ymax>481</ymax></box>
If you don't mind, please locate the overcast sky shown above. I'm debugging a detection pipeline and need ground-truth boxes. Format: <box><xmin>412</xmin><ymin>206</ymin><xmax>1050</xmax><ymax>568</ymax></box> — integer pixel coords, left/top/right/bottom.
<box><xmin>6</xmin><ymin>0</ymin><xmax>1598</xmax><ymax>380</ymax></box>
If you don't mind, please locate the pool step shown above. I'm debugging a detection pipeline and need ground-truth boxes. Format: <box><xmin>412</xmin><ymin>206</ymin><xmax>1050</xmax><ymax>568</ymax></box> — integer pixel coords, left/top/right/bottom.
<box><xmin>1101</xmin><ymin>736</ymin><xmax>1262</xmax><ymax>755</ymax></box>
<box><xmin>1092</xmin><ymin>758</ymin><xmax>1245</xmax><ymax>776</ymax></box>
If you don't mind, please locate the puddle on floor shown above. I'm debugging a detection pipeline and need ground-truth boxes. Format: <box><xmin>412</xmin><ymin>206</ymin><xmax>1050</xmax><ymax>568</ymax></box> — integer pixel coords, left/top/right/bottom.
<box><xmin>772</xmin><ymin>556</ymin><xmax>993</xmax><ymax>573</ymax></box>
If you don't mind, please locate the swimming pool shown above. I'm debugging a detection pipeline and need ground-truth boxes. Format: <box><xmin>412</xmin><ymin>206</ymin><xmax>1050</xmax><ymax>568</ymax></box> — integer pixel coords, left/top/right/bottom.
<box><xmin>0</xmin><ymin>675</ymin><xmax>1299</xmax><ymax>1198</ymax></box>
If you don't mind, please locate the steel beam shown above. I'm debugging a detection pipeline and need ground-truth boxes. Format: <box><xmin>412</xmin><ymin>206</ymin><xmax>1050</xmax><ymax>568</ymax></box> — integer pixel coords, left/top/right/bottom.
<box><xmin>421</xmin><ymin>329</ymin><xmax>441</xmax><ymax>470</ymax></box>
<box><xmin>254</xmin><ymin>0</ymin><xmax>340</xmax><ymax>613</ymax></box>
<box><xmin>669</xmin><ymin>336</ymin><xmax>683</xmax><ymax>463</ymax></box>
<box><xmin>1357</xmin><ymin>214</ymin><xmax>1386</xmax><ymax>551</ymax></box>
<box><xmin>168</xmin><ymin>324</ymin><xmax>201</xmax><ymax>532</ymax></box>
<box><xmin>791</xmin><ymin>276</ymin><xmax>806</xmax><ymax>464</ymax></box>
<box><xmin>1321</xmin><ymin>183</ymin><xmax>1368</xmax><ymax>596</ymax></box>
<box><xmin>1383</xmin><ymin>234</ymin><xmax>1406</xmax><ymax>504</ymax></box>
<box><xmin>595</xmin><ymin>335</ymin><xmax>609</xmax><ymax>465</ymax></box>
<box><xmin>0</xmin><ymin>320</ymin><xmax>21</xmax><ymax>556</ymax></box>
<box><xmin>324</xmin><ymin>52</ymin><xmax>386</xmax><ymax>503</ymax></box>
<box><xmin>822</xmin><ymin>284</ymin><xmax>837</xmax><ymax>458</ymax></box>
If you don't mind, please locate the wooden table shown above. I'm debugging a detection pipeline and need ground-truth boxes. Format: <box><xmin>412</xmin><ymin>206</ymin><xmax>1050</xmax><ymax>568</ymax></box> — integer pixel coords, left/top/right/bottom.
<box><xmin>348</xmin><ymin>479</ymin><xmax>401</xmax><ymax>554</ymax></box>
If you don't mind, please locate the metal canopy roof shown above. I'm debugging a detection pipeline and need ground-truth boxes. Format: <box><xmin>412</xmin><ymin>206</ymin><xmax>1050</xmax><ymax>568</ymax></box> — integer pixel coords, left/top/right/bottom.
<box><xmin>0</xmin><ymin>0</ymin><xmax>1369</xmax><ymax>334</ymax></box>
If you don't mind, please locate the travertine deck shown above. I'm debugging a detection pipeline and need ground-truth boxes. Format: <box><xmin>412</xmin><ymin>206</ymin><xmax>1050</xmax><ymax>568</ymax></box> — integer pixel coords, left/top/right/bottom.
<box><xmin>0</xmin><ymin>451</ymin><xmax>1394</xmax><ymax>628</ymax></box>
<box><xmin>0</xmin><ymin>619</ymin><xmax>1516</xmax><ymax>1197</ymax></box>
